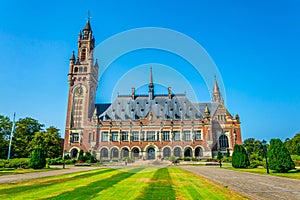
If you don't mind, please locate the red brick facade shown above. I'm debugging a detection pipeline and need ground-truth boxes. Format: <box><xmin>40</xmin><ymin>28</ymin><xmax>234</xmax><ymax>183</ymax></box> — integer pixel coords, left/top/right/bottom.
<box><xmin>64</xmin><ymin>20</ymin><xmax>242</xmax><ymax>160</ymax></box>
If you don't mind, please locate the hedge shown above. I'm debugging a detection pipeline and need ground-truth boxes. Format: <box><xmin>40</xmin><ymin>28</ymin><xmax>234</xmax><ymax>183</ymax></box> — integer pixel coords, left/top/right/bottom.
<box><xmin>0</xmin><ymin>158</ymin><xmax>30</xmax><ymax>169</ymax></box>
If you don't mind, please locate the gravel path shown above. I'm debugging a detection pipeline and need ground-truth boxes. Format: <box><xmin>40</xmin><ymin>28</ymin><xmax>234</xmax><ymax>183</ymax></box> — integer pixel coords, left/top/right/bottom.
<box><xmin>0</xmin><ymin>166</ymin><xmax>99</xmax><ymax>184</ymax></box>
<box><xmin>181</xmin><ymin>166</ymin><xmax>300</xmax><ymax>200</ymax></box>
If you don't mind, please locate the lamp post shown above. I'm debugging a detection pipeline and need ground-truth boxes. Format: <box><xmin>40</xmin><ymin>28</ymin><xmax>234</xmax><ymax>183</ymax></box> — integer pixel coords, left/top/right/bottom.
<box><xmin>261</xmin><ymin>140</ymin><xmax>269</xmax><ymax>174</ymax></box>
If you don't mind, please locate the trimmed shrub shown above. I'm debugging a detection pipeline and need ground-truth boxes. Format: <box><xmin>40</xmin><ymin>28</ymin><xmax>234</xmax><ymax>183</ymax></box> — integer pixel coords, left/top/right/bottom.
<box><xmin>0</xmin><ymin>158</ymin><xmax>30</xmax><ymax>169</ymax></box>
<box><xmin>30</xmin><ymin>147</ymin><xmax>46</xmax><ymax>169</ymax></box>
<box><xmin>217</xmin><ymin>151</ymin><xmax>223</xmax><ymax>160</ymax></box>
<box><xmin>268</xmin><ymin>139</ymin><xmax>295</xmax><ymax>172</ymax></box>
<box><xmin>192</xmin><ymin>157</ymin><xmax>199</xmax><ymax>162</ymax></box>
<box><xmin>84</xmin><ymin>152</ymin><xmax>97</xmax><ymax>163</ymax></box>
<box><xmin>184</xmin><ymin>157</ymin><xmax>191</xmax><ymax>161</ymax></box>
<box><xmin>232</xmin><ymin>144</ymin><xmax>250</xmax><ymax>168</ymax></box>
<box><xmin>77</xmin><ymin>150</ymin><xmax>85</xmax><ymax>163</ymax></box>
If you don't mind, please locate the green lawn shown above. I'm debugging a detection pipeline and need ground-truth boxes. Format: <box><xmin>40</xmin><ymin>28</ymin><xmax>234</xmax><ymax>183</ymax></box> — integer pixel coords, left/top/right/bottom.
<box><xmin>0</xmin><ymin>167</ymin><xmax>248</xmax><ymax>200</ymax></box>
<box><xmin>224</xmin><ymin>166</ymin><xmax>300</xmax><ymax>180</ymax></box>
<box><xmin>0</xmin><ymin>167</ymin><xmax>61</xmax><ymax>175</ymax></box>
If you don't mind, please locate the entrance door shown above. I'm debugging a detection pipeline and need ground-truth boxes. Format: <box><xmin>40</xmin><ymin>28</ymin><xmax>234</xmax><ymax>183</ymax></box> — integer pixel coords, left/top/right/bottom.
<box><xmin>148</xmin><ymin>148</ymin><xmax>155</xmax><ymax>160</ymax></box>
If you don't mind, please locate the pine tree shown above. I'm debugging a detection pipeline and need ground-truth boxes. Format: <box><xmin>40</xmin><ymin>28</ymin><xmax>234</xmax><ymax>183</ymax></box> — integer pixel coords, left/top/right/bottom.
<box><xmin>268</xmin><ymin>139</ymin><xmax>295</xmax><ymax>173</ymax></box>
<box><xmin>232</xmin><ymin>144</ymin><xmax>250</xmax><ymax>168</ymax></box>
<box><xmin>77</xmin><ymin>150</ymin><xmax>85</xmax><ymax>163</ymax></box>
<box><xmin>30</xmin><ymin>147</ymin><xmax>46</xmax><ymax>169</ymax></box>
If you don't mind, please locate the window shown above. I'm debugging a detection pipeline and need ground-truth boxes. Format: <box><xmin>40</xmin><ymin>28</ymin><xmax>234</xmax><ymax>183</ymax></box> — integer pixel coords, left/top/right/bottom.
<box><xmin>173</xmin><ymin>131</ymin><xmax>180</xmax><ymax>141</ymax></box>
<box><xmin>132</xmin><ymin>131</ymin><xmax>139</xmax><ymax>141</ymax></box>
<box><xmin>183</xmin><ymin>131</ymin><xmax>191</xmax><ymax>141</ymax></box>
<box><xmin>174</xmin><ymin>147</ymin><xmax>181</xmax><ymax>157</ymax></box>
<box><xmin>194</xmin><ymin>131</ymin><xmax>202</xmax><ymax>140</ymax></box>
<box><xmin>163</xmin><ymin>147</ymin><xmax>171</xmax><ymax>157</ymax></box>
<box><xmin>88</xmin><ymin>132</ymin><xmax>92</xmax><ymax>143</ymax></box>
<box><xmin>162</xmin><ymin>131</ymin><xmax>170</xmax><ymax>141</ymax></box>
<box><xmin>219</xmin><ymin>135</ymin><xmax>229</xmax><ymax>149</ymax></box>
<box><xmin>121</xmin><ymin>131</ymin><xmax>128</xmax><ymax>141</ymax></box>
<box><xmin>81</xmin><ymin>48</ymin><xmax>86</xmax><ymax>61</ymax></box>
<box><xmin>140</xmin><ymin>131</ymin><xmax>145</xmax><ymax>141</ymax></box>
<box><xmin>72</xmin><ymin>133</ymin><xmax>79</xmax><ymax>142</ymax></box>
<box><xmin>101</xmin><ymin>132</ymin><xmax>108</xmax><ymax>142</ymax></box>
<box><xmin>146</xmin><ymin>131</ymin><xmax>156</xmax><ymax>141</ymax></box>
<box><xmin>112</xmin><ymin>131</ymin><xmax>118</xmax><ymax>141</ymax></box>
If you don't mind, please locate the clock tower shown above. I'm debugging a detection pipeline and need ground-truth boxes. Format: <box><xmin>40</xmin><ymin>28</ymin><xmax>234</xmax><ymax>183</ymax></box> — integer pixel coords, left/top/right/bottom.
<box><xmin>64</xmin><ymin>18</ymin><xmax>99</xmax><ymax>154</ymax></box>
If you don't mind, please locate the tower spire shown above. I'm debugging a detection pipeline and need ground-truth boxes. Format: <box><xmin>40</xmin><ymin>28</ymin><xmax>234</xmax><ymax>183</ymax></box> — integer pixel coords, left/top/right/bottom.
<box><xmin>212</xmin><ymin>76</ymin><xmax>223</xmax><ymax>104</ymax></box>
<box><xmin>148</xmin><ymin>66</ymin><xmax>154</xmax><ymax>100</ymax></box>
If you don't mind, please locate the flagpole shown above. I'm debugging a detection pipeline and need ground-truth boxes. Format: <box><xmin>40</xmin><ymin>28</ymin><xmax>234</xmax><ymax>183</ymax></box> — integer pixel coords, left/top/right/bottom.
<box><xmin>7</xmin><ymin>113</ymin><xmax>16</xmax><ymax>160</ymax></box>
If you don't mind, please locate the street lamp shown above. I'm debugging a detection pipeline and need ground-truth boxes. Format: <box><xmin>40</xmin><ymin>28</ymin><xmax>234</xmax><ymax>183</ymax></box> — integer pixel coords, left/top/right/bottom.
<box><xmin>261</xmin><ymin>140</ymin><xmax>270</xmax><ymax>174</ymax></box>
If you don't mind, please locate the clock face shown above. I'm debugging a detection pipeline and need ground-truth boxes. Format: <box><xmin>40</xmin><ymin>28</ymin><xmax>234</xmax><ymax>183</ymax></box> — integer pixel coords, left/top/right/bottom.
<box><xmin>75</xmin><ymin>86</ymin><xmax>83</xmax><ymax>96</ymax></box>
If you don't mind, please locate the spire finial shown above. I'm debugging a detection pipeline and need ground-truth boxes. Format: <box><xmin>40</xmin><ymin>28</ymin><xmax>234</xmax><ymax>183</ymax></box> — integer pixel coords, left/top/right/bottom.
<box><xmin>150</xmin><ymin>66</ymin><xmax>153</xmax><ymax>86</ymax></box>
<box><xmin>87</xmin><ymin>10</ymin><xmax>91</xmax><ymax>21</ymax></box>
<box><xmin>148</xmin><ymin>66</ymin><xmax>154</xmax><ymax>100</ymax></box>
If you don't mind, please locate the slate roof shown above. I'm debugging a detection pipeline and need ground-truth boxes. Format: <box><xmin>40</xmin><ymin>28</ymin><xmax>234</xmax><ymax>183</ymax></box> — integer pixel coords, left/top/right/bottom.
<box><xmin>97</xmin><ymin>94</ymin><xmax>219</xmax><ymax>121</ymax></box>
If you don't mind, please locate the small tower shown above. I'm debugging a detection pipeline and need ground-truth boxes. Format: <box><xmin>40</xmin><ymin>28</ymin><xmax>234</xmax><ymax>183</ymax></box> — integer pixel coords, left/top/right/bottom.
<box><xmin>212</xmin><ymin>76</ymin><xmax>224</xmax><ymax>104</ymax></box>
<box><xmin>148</xmin><ymin>67</ymin><xmax>154</xmax><ymax>100</ymax></box>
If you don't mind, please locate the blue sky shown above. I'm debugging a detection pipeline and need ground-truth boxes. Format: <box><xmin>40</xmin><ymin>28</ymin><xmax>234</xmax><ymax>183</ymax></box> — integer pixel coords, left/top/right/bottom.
<box><xmin>0</xmin><ymin>0</ymin><xmax>299</xmax><ymax>142</ymax></box>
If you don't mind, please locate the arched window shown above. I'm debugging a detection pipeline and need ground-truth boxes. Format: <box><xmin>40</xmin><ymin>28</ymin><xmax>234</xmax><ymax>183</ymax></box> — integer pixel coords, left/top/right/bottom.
<box><xmin>163</xmin><ymin>147</ymin><xmax>171</xmax><ymax>158</ymax></box>
<box><xmin>81</xmin><ymin>48</ymin><xmax>86</xmax><ymax>61</ymax></box>
<box><xmin>100</xmin><ymin>148</ymin><xmax>108</xmax><ymax>159</ymax></box>
<box><xmin>111</xmin><ymin>148</ymin><xmax>119</xmax><ymax>159</ymax></box>
<box><xmin>219</xmin><ymin>135</ymin><xmax>229</xmax><ymax>150</ymax></box>
<box><xmin>174</xmin><ymin>147</ymin><xmax>181</xmax><ymax>157</ymax></box>
<box><xmin>74</xmin><ymin>67</ymin><xmax>78</xmax><ymax>73</ymax></box>
<box><xmin>121</xmin><ymin>148</ymin><xmax>129</xmax><ymax>158</ymax></box>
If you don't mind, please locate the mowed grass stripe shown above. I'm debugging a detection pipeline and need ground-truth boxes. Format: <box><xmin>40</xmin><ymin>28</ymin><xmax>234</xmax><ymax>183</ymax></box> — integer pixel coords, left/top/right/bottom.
<box><xmin>0</xmin><ymin>168</ymin><xmax>120</xmax><ymax>200</ymax></box>
<box><xmin>169</xmin><ymin>168</ymin><xmax>248</xmax><ymax>200</ymax></box>
<box><xmin>92</xmin><ymin>168</ymin><xmax>157</xmax><ymax>200</ymax></box>
<box><xmin>46</xmin><ymin>168</ymin><xmax>144</xmax><ymax>200</ymax></box>
<box><xmin>0</xmin><ymin>168</ymin><xmax>113</xmax><ymax>194</ymax></box>
<box><xmin>136</xmin><ymin>167</ymin><xmax>176</xmax><ymax>200</ymax></box>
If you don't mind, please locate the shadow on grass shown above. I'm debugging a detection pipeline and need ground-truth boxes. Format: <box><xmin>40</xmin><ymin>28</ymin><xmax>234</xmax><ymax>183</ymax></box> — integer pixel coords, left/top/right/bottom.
<box><xmin>0</xmin><ymin>168</ymin><xmax>114</xmax><ymax>195</ymax></box>
<box><xmin>46</xmin><ymin>168</ymin><xmax>144</xmax><ymax>200</ymax></box>
<box><xmin>136</xmin><ymin>168</ymin><xmax>176</xmax><ymax>200</ymax></box>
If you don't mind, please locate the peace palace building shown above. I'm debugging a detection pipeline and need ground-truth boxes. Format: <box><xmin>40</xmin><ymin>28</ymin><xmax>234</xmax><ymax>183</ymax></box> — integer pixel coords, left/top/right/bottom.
<box><xmin>64</xmin><ymin>20</ymin><xmax>242</xmax><ymax>160</ymax></box>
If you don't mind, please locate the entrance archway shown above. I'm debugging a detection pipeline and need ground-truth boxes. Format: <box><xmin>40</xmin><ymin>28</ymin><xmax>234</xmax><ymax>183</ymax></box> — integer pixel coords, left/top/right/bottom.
<box><xmin>184</xmin><ymin>147</ymin><xmax>192</xmax><ymax>157</ymax></box>
<box><xmin>121</xmin><ymin>147</ymin><xmax>129</xmax><ymax>158</ymax></box>
<box><xmin>195</xmin><ymin>147</ymin><xmax>203</xmax><ymax>157</ymax></box>
<box><xmin>132</xmin><ymin>148</ymin><xmax>140</xmax><ymax>159</ymax></box>
<box><xmin>147</xmin><ymin>147</ymin><xmax>155</xmax><ymax>160</ymax></box>
<box><xmin>70</xmin><ymin>149</ymin><xmax>78</xmax><ymax>159</ymax></box>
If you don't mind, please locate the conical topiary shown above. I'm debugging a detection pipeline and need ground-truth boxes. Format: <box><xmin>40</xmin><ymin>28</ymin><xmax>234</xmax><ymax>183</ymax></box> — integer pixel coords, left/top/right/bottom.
<box><xmin>268</xmin><ymin>139</ymin><xmax>295</xmax><ymax>173</ymax></box>
<box><xmin>232</xmin><ymin>144</ymin><xmax>250</xmax><ymax>168</ymax></box>
<box><xmin>30</xmin><ymin>146</ymin><xmax>46</xmax><ymax>169</ymax></box>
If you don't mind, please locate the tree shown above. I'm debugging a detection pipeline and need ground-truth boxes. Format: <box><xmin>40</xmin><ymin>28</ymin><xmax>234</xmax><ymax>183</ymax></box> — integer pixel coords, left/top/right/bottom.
<box><xmin>243</xmin><ymin>138</ymin><xmax>263</xmax><ymax>157</ymax></box>
<box><xmin>78</xmin><ymin>150</ymin><xmax>85</xmax><ymax>162</ymax></box>
<box><xmin>285</xmin><ymin>133</ymin><xmax>300</xmax><ymax>155</ymax></box>
<box><xmin>28</xmin><ymin>126</ymin><xmax>62</xmax><ymax>158</ymax></box>
<box><xmin>268</xmin><ymin>139</ymin><xmax>295</xmax><ymax>173</ymax></box>
<box><xmin>232</xmin><ymin>144</ymin><xmax>250</xmax><ymax>168</ymax></box>
<box><xmin>12</xmin><ymin>118</ymin><xmax>44</xmax><ymax>158</ymax></box>
<box><xmin>217</xmin><ymin>150</ymin><xmax>223</xmax><ymax>160</ymax></box>
<box><xmin>0</xmin><ymin>115</ymin><xmax>12</xmax><ymax>159</ymax></box>
<box><xmin>30</xmin><ymin>146</ymin><xmax>46</xmax><ymax>169</ymax></box>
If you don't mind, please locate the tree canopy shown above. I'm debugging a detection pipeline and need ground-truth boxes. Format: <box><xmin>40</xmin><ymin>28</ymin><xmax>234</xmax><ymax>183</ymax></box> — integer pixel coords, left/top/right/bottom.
<box><xmin>285</xmin><ymin>133</ymin><xmax>300</xmax><ymax>155</ymax></box>
<box><xmin>0</xmin><ymin>115</ymin><xmax>62</xmax><ymax>159</ymax></box>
